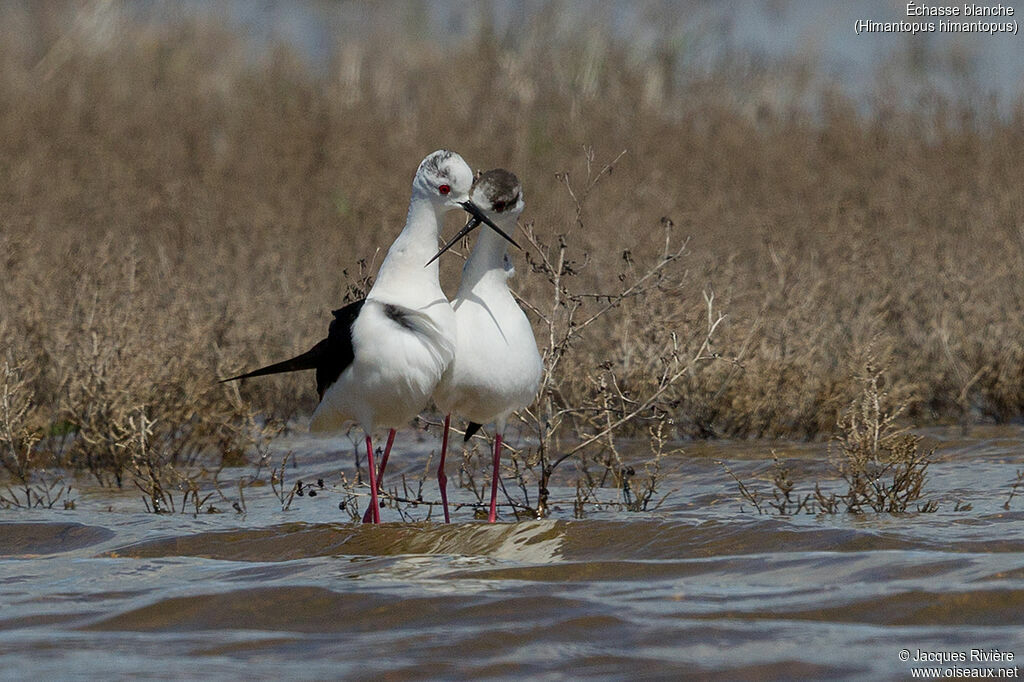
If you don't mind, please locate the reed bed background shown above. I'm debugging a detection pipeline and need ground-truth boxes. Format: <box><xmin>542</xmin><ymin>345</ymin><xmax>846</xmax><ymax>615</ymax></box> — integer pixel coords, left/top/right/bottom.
<box><xmin>2</xmin><ymin>3</ymin><xmax>1023</xmax><ymax>495</ymax></box>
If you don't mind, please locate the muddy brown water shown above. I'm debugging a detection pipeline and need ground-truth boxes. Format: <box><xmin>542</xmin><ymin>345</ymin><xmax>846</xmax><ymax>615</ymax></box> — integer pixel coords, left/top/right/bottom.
<box><xmin>2</xmin><ymin>426</ymin><xmax>1023</xmax><ymax>680</ymax></box>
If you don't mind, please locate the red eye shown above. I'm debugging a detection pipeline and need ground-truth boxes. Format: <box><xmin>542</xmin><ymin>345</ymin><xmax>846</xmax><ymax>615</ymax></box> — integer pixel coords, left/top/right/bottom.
<box><xmin>438</xmin><ymin>184</ymin><xmax>451</xmax><ymax>195</ymax></box>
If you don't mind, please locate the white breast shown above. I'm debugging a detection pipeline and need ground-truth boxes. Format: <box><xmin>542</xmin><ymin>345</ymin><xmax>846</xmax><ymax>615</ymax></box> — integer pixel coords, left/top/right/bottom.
<box><xmin>434</xmin><ymin>283</ymin><xmax>543</xmax><ymax>427</ymax></box>
<box><xmin>311</xmin><ymin>297</ymin><xmax>456</xmax><ymax>432</ymax></box>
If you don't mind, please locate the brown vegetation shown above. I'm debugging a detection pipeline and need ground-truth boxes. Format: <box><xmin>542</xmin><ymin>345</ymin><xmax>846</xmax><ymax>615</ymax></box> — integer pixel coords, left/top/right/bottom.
<box><xmin>725</xmin><ymin>358</ymin><xmax>939</xmax><ymax>515</ymax></box>
<box><xmin>1</xmin><ymin>6</ymin><xmax>1023</xmax><ymax>508</ymax></box>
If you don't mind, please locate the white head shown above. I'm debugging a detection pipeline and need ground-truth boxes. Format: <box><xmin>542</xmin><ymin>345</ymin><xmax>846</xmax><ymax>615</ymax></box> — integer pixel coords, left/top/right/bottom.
<box><xmin>412</xmin><ymin>150</ymin><xmax>476</xmax><ymax>209</ymax></box>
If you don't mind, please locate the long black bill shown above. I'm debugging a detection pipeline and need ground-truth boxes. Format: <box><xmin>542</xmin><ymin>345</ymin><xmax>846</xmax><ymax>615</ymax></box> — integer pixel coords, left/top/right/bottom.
<box><xmin>425</xmin><ymin>200</ymin><xmax>521</xmax><ymax>267</ymax></box>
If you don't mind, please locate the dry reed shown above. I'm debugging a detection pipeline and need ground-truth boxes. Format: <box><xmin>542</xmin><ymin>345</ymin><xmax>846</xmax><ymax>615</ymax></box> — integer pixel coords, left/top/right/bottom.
<box><xmin>1</xmin><ymin>5</ymin><xmax>1023</xmax><ymax>504</ymax></box>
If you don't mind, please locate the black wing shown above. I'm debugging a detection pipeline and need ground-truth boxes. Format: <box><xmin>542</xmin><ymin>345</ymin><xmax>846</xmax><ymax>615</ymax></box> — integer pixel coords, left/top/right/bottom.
<box><xmin>315</xmin><ymin>299</ymin><xmax>365</xmax><ymax>399</ymax></box>
<box><xmin>220</xmin><ymin>299</ymin><xmax>365</xmax><ymax>401</ymax></box>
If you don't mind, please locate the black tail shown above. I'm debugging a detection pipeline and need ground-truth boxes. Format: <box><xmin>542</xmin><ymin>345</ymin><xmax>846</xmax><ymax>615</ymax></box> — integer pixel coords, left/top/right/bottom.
<box><xmin>220</xmin><ymin>340</ymin><xmax>326</xmax><ymax>383</ymax></box>
<box><xmin>463</xmin><ymin>422</ymin><xmax>484</xmax><ymax>442</ymax></box>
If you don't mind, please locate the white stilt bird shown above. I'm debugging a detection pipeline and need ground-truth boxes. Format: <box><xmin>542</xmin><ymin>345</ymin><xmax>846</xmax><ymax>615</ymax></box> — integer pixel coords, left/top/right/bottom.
<box><xmin>429</xmin><ymin>169</ymin><xmax>543</xmax><ymax>523</ymax></box>
<box><xmin>222</xmin><ymin>151</ymin><xmax>519</xmax><ymax>524</ymax></box>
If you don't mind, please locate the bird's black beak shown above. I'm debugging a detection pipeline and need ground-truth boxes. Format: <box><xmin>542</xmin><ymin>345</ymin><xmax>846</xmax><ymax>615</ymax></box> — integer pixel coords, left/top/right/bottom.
<box><xmin>425</xmin><ymin>201</ymin><xmax>521</xmax><ymax>267</ymax></box>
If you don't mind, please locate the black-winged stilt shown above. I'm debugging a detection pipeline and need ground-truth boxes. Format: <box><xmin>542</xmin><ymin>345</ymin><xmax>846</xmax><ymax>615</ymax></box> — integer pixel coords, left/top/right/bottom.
<box><xmin>222</xmin><ymin>150</ymin><xmax>517</xmax><ymax>523</ymax></box>
<box><xmin>430</xmin><ymin>169</ymin><xmax>543</xmax><ymax>522</ymax></box>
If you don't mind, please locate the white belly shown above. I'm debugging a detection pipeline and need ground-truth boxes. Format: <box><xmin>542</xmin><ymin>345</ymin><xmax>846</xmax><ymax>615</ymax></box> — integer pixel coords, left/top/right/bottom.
<box><xmin>311</xmin><ymin>298</ymin><xmax>455</xmax><ymax>432</ymax></box>
<box><xmin>434</xmin><ymin>290</ymin><xmax>543</xmax><ymax>428</ymax></box>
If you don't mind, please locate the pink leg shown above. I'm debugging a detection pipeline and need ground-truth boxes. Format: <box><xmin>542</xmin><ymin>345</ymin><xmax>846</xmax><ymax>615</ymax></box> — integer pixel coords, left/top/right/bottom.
<box><xmin>438</xmin><ymin>414</ymin><xmax>451</xmax><ymax>523</ymax></box>
<box><xmin>488</xmin><ymin>433</ymin><xmax>503</xmax><ymax>523</ymax></box>
<box><xmin>362</xmin><ymin>429</ymin><xmax>396</xmax><ymax>524</ymax></box>
<box><xmin>364</xmin><ymin>435</ymin><xmax>380</xmax><ymax>524</ymax></box>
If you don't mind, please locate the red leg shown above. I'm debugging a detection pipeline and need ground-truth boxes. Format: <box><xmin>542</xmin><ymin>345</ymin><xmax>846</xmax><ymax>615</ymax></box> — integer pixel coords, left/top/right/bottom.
<box><xmin>378</xmin><ymin>429</ymin><xmax>397</xmax><ymax>482</ymax></box>
<box><xmin>488</xmin><ymin>433</ymin><xmax>503</xmax><ymax>523</ymax></box>
<box><xmin>438</xmin><ymin>414</ymin><xmax>451</xmax><ymax>523</ymax></box>
<box><xmin>362</xmin><ymin>428</ymin><xmax>396</xmax><ymax>524</ymax></box>
<box><xmin>364</xmin><ymin>435</ymin><xmax>380</xmax><ymax>524</ymax></box>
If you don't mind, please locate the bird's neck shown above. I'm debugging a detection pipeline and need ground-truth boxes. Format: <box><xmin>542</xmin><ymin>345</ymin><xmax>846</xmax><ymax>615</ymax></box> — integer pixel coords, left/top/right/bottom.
<box><xmin>370</xmin><ymin>197</ymin><xmax>445</xmax><ymax>302</ymax></box>
<box><xmin>459</xmin><ymin>215</ymin><xmax>516</xmax><ymax>291</ymax></box>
